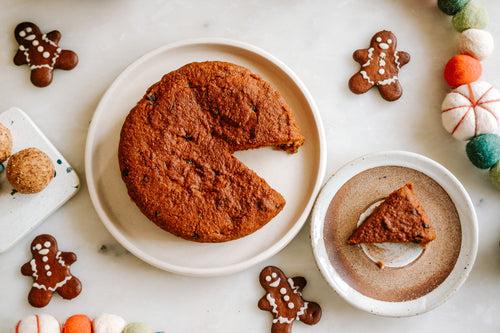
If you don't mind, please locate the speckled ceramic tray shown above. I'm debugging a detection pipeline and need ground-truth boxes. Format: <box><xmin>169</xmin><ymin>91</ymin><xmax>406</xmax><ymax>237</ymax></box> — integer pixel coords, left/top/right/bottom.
<box><xmin>0</xmin><ymin>107</ymin><xmax>79</xmax><ymax>253</ymax></box>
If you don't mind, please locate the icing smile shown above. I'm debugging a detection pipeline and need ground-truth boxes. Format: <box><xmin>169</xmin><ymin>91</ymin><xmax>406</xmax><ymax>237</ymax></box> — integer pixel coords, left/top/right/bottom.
<box><xmin>38</xmin><ymin>249</ymin><xmax>49</xmax><ymax>255</ymax></box>
<box><xmin>378</xmin><ymin>42</ymin><xmax>389</xmax><ymax>50</ymax></box>
<box><xmin>269</xmin><ymin>278</ymin><xmax>281</xmax><ymax>288</ymax></box>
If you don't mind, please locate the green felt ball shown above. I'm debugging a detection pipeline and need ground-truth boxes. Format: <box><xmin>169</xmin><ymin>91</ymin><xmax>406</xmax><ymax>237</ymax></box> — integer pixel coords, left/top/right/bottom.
<box><xmin>438</xmin><ymin>0</ymin><xmax>470</xmax><ymax>15</ymax></box>
<box><xmin>123</xmin><ymin>322</ymin><xmax>154</xmax><ymax>333</ymax></box>
<box><xmin>466</xmin><ymin>134</ymin><xmax>500</xmax><ymax>169</ymax></box>
<box><xmin>452</xmin><ymin>1</ymin><xmax>489</xmax><ymax>32</ymax></box>
<box><xmin>490</xmin><ymin>162</ymin><xmax>500</xmax><ymax>189</ymax></box>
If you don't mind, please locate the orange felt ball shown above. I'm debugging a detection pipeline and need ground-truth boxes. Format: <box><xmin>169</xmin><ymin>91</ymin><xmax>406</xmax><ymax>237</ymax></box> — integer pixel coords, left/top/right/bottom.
<box><xmin>444</xmin><ymin>55</ymin><xmax>482</xmax><ymax>87</ymax></box>
<box><xmin>63</xmin><ymin>314</ymin><xmax>93</xmax><ymax>333</ymax></box>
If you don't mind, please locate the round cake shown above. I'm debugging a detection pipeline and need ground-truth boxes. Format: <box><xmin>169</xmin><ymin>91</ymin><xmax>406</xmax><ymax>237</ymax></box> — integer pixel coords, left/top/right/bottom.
<box><xmin>118</xmin><ymin>61</ymin><xmax>305</xmax><ymax>243</ymax></box>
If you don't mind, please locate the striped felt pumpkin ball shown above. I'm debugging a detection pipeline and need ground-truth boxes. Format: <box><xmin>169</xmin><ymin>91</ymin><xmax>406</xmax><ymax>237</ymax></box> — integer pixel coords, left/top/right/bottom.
<box><xmin>441</xmin><ymin>81</ymin><xmax>500</xmax><ymax>141</ymax></box>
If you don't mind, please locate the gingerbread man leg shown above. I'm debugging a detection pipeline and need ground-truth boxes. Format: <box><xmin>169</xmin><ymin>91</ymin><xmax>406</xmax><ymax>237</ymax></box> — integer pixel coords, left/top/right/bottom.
<box><xmin>30</xmin><ymin>68</ymin><xmax>53</xmax><ymax>87</ymax></box>
<box><xmin>27</xmin><ymin>288</ymin><xmax>52</xmax><ymax>308</ymax></box>
<box><xmin>271</xmin><ymin>322</ymin><xmax>292</xmax><ymax>333</ymax></box>
<box><xmin>348</xmin><ymin>73</ymin><xmax>374</xmax><ymax>95</ymax></box>
<box><xmin>298</xmin><ymin>302</ymin><xmax>322</xmax><ymax>325</ymax></box>
<box><xmin>378</xmin><ymin>81</ymin><xmax>403</xmax><ymax>101</ymax></box>
<box><xmin>56</xmin><ymin>276</ymin><xmax>82</xmax><ymax>300</ymax></box>
<box><xmin>55</xmin><ymin>50</ymin><xmax>78</xmax><ymax>70</ymax></box>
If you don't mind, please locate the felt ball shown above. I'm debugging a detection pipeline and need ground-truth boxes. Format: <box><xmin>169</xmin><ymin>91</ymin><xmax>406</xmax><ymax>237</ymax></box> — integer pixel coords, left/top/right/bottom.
<box><xmin>443</xmin><ymin>54</ymin><xmax>482</xmax><ymax>87</ymax></box>
<box><xmin>93</xmin><ymin>314</ymin><xmax>127</xmax><ymax>333</ymax></box>
<box><xmin>452</xmin><ymin>1</ymin><xmax>489</xmax><ymax>32</ymax></box>
<box><xmin>438</xmin><ymin>0</ymin><xmax>470</xmax><ymax>15</ymax></box>
<box><xmin>63</xmin><ymin>314</ymin><xmax>92</xmax><ymax>333</ymax></box>
<box><xmin>6</xmin><ymin>147</ymin><xmax>54</xmax><ymax>193</ymax></box>
<box><xmin>16</xmin><ymin>314</ymin><xmax>60</xmax><ymax>333</ymax></box>
<box><xmin>441</xmin><ymin>81</ymin><xmax>500</xmax><ymax>141</ymax></box>
<box><xmin>458</xmin><ymin>29</ymin><xmax>494</xmax><ymax>60</ymax></box>
<box><xmin>0</xmin><ymin>122</ymin><xmax>12</xmax><ymax>163</ymax></box>
<box><xmin>466</xmin><ymin>134</ymin><xmax>500</xmax><ymax>169</ymax></box>
<box><xmin>123</xmin><ymin>322</ymin><xmax>154</xmax><ymax>333</ymax></box>
<box><xmin>489</xmin><ymin>161</ymin><xmax>500</xmax><ymax>189</ymax></box>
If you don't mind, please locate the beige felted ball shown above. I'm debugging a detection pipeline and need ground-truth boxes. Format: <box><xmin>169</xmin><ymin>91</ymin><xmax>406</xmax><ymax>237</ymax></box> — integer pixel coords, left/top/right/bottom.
<box><xmin>0</xmin><ymin>123</ymin><xmax>12</xmax><ymax>163</ymax></box>
<box><xmin>458</xmin><ymin>28</ymin><xmax>494</xmax><ymax>60</ymax></box>
<box><xmin>6</xmin><ymin>147</ymin><xmax>54</xmax><ymax>193</ymax></box>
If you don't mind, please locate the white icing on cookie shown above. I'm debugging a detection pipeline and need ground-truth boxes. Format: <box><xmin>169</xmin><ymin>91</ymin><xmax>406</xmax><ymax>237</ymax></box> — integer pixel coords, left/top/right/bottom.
<box><xmin>360</xmin><ymin>71</ymin><xmax>374</xmax><ymax>85</ymax></box>
<box><xmin>280</xmin><ymin>287</ymin><xmax>287</xmax><ymax>295</ymax></box>
<box><xmin>56</xmin><ymin>251</ymin><xmax>66</xmax><ymax>266</ymax></box>
<box><xmin>30</xmin><ymin>259</ymin><xmax>38</xmax><ymax>280</ymax></box>
<box><xmin>33</xmin><ymin>275</ymin><xmax>72</xmax><ymax>291</ymax></box>
<box><xmin>42</xmin><ymin>256</ymin><xmax>48</xmax><ymax>262</ymax></box>
<box><xmin>288</xmin><ymin>302</ymin><xmax>295</xmax><ymax>309</ymax></box>
<box><xmin>269</xmin><ymin>278</ymin><xmax>280</xmax><ymax>288</ymax></box>
<box><xmin>362</xmin><ymin>47</ymin><xmax>374</xmax><ymax>67</ymax></box>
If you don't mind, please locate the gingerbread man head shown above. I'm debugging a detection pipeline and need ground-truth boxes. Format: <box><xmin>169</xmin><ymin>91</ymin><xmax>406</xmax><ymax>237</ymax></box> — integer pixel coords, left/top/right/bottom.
<box><xmin>370</xmin><ymin>30</ymin><xmax>398</xmax><ymax>53</ymax></box>
<box><xmin>15</xmin><ymin>22</ymin><xmax>42</xmax><ymax>47</ymax></box>
<box><xmin>30</xmin><ymin>234</ymin><xmax>57</xmax><ymax>261</ymax></box>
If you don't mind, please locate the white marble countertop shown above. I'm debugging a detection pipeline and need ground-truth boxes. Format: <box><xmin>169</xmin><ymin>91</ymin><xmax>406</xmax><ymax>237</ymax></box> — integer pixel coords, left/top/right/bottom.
<box><xmin>0</xmin><ymin>0</ymin><xmax>499</xmax><ymax>331</ymax></box>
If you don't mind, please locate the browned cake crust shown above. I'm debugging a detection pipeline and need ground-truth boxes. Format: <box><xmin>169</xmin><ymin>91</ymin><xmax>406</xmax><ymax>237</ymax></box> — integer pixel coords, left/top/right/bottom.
<box><xmin>348</xmin><ymin>183</ymin><xmax>436</xmax><ymax>246</ymax></box>
<box><xmin>118</xmin><ymin>61</ymin><xmax>305</xmax><ymax>242</ymax></box>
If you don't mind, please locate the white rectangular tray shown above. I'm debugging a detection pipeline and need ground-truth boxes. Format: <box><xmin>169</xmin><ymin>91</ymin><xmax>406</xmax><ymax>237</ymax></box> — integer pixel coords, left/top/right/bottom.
<box><xmin>0</xmin><ymin>107</ymin><xmax>79</xmax><ymax>253</ymax></box>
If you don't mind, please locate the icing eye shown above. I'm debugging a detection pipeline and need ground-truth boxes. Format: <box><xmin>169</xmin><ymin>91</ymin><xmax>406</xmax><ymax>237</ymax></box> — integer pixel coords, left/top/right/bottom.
<box><xmin>19</xmin><ymin>31</ymin><xmax>26</xmax><ymax>37</ymax></box>
<box><xmin>32</xmin><ymin>246</ymin><xmax>36</xmax><ymax>250</ymax></box>
<box><xmin>35</xmin><ymin>244</ymin><xmax>42</xmax><ymax>250</ymax></box>
<box><xmin>265</xmin><ymin>275</ymin><xmax>272</xmax><ymax>282</ymax></box>
<box><xmin>376</xmin><ymin>37</ymin><xmax>382</xmax><ymax>42</ymax></box>
<box><xmin>26</xmin><ymin>27</ymin><xmax>32</xmax><ymax>33</ymax></box>
<box><xmin>387</xmin><ymin>39</ymin><xmax>393</xmax><ymax>44</ymax></box>
<box><xmin>271</xmin><ymin>272</ymin><xmax>277</xmax><ymax>278</ymax></box>
<box><xmin>44</xmin><ymin>241</ymin><xmax>51</xmax><ymax>248</ymax></box>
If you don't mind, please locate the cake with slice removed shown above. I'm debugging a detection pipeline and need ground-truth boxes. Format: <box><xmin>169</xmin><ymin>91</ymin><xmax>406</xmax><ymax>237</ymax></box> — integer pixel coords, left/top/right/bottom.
<box><xmin>118</xmin><ymin>61</ymin><xmax>305</xmax><ymax>243</ymax></box>
<box><xmin>348</xmin><ymin>183</ymin><xmax>436</xmax><ymax>246</ymax></box>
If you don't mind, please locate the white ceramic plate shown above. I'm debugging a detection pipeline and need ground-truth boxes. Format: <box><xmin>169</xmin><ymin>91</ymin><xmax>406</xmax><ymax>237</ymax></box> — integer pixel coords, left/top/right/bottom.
<box><xmin>85</xmin><ymin>38</ymin><xmax>326</xmax><ymax>277</ymax></box>
<box><xmin>310</xmin><ymin>151</ymin><xmax>478</xmax><ymax>317</ymax></box>
<box><xmin>0</xmin><ymin>107</ymin><xmax>80</xmax><ymax>253</ymax></box>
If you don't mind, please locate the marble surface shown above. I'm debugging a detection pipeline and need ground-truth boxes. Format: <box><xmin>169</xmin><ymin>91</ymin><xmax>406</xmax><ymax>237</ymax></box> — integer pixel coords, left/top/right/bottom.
<box><xmin>0</xmin><ymin>0</ymin><xmax>499</xmax><ymax>331</ymax></box>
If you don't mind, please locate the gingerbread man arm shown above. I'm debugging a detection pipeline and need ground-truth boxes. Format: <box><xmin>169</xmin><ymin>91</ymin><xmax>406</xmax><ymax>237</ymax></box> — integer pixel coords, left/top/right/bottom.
<box><xmin>59</xmin><ymin>251</ymin><xmax>77</xmax><ymax>265</ymax></box>
<box><xmin>291</xmin><ymin>276</ymin><xmax>307</xmax><ymax>292</ymax></box>
<box><xmin>258</xmin><ymin>295</ymin><xmax>272</xmax><ymax>311</ymax></box>
<box><xmin>14</xmin><ymin>50</ymin><xmax>28</xmax><ymax>66</ymax></box>
<box><xmin>353</xmin><ymin>49</ymin><xmax>370</xmax><ymax>64</ymax></box>
<box><xmin>21</xmin><ymin>261</ymin><xmax>33</xmax><ymax>276</ymax></box>
<box><xmin>397</xmin><ymin>51</ymin><xmax>411</xmax><ymax>67</ymax></box>
<box><xmin>46</xmin><ymin>30</ymin><xmax>61</xmax><ymax>44</ymax></box>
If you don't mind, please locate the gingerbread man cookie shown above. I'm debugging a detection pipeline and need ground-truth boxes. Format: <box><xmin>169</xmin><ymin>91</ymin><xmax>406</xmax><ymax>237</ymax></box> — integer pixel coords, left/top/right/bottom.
<box><xmin>21</xmin><ymin>234</ymin><xmax>82</xmax><ymax>308</ymax></box>
<box><xmin>13</xmin><ymin>22</ymin><xmax>78</xmax><ymax>87</ymax></box>
<box><xmin>258</xmin><ymin>266</ymin><xmax>321</xmax><ymax>333</ymax></box>
<box><xmin>348</xmin><ymin>30</ymin><xmax>410</xmax><ymax>101</ymax></box>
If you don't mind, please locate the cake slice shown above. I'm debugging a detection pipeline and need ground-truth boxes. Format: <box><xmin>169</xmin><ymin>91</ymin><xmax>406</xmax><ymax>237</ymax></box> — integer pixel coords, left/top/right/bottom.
<box><xmin>347</xmin><ymin>183</ymin><xmax>436</xmax><ymax>246</ymax></box>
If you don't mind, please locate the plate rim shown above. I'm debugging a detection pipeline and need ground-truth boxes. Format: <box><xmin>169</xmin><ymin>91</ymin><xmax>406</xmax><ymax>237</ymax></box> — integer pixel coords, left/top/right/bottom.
<box><xmin>310</xmin><ymin>150</ymin><xmax>478</xmax><ymax>317</ymax></box>
<box><xmin>84</xmin><ymin>38</ymin><xmax>327</xmax><ymax>277</ymax></box>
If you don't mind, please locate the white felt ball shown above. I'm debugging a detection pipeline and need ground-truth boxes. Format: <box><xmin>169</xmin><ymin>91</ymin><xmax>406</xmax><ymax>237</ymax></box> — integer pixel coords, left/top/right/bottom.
<box><xmin>16</xmin><ymin>314</ymin><xmax>60</xmax><ymax>333</ymax></box>
<box><xmin>442</xmin><ymin>81</ymin><xmax>500</xmax><ymax>141</ymax></box>
<box><xmin>458</xmin><ymin>29</ymin><xmax>494</xmax><ymax>60</ymax></box>
<box><xmin>93</xmin><ymin>314</ymin><xmax>127</xmax><ymax>333</ymax></box>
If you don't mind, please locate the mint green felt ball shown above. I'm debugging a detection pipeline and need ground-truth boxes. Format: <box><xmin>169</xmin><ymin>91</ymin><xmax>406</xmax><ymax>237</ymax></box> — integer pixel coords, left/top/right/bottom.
<box><xmin>123</xmin><ymin>322</ymin><xmax>153</xmax><ymax>333</ymax></box>
<box><xmin>452</xmin><ymin>1</ymin><xmax>489</xmax><ymax>32</ymax></box>
<box><xmin>438</xmin><ymin>0</ymin><xmax>470</xmax><ymax>15</ymax></box>
<box><xmin>466</xmin><ymin>134</ymin><xmax>500</xmax><ymax>169</ymax></box>
<box><xmin>490</xmin><ymin>162</ymin><xmax>500</xmax><ymax>189</ymax></box>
